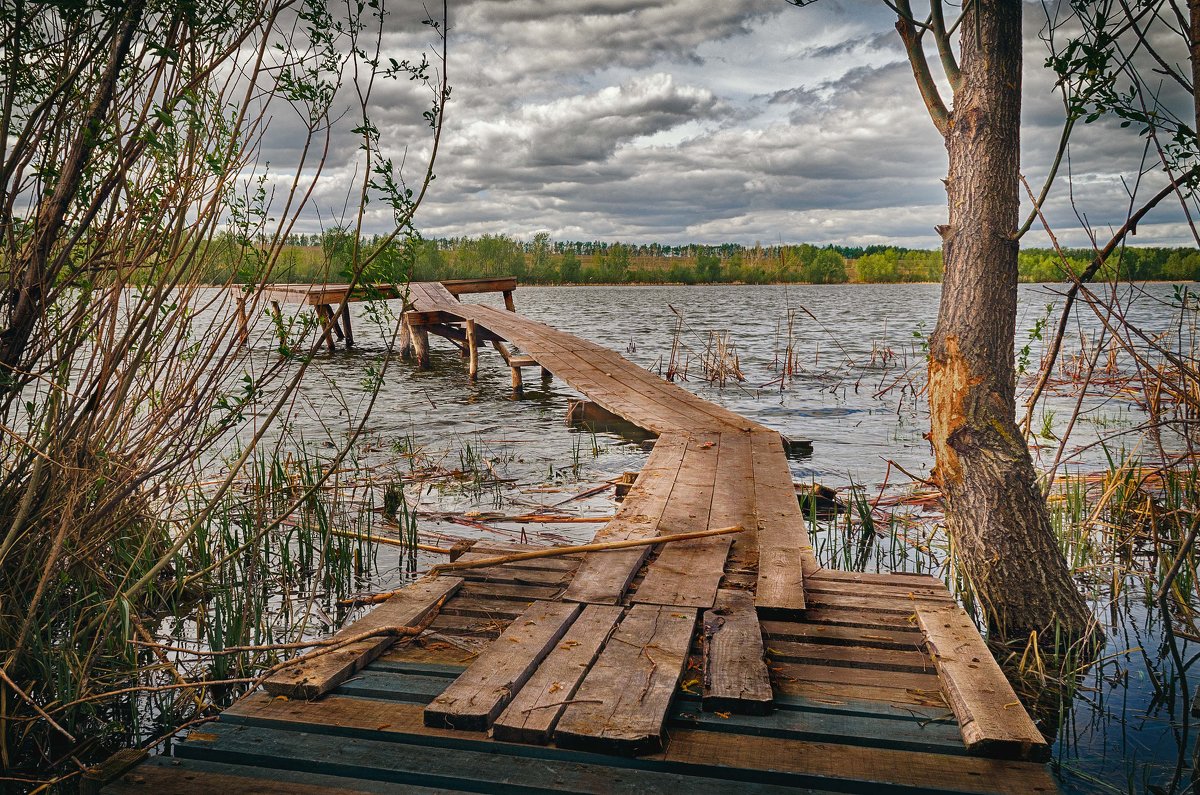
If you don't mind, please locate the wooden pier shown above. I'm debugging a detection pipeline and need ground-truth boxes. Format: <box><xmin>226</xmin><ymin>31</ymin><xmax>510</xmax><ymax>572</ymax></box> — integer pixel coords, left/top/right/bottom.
<box><xmin>104</xmin><ymin>279</ymin><xmax>1058</xmax><ymax>793</ymax></box>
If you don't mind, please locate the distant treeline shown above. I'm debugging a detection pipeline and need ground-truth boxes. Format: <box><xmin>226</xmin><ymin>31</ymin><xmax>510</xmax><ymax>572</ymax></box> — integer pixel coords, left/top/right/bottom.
<box><xmin>206</xmin><ymin>231</ymin><xmax>1200</xmax><ymax>285</ymax></box>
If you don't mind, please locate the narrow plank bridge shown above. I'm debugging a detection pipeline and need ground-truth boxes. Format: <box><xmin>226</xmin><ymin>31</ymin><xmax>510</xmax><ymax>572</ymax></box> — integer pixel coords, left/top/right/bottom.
<box><xmin>101</xmin><ymin>280</ymin><xmax>1059</xmax><ymax>794</ymax></box>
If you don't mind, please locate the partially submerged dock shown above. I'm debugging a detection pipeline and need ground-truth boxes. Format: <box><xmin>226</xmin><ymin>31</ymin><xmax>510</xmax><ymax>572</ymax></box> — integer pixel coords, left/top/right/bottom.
<box><xmin>103</xmin><ymin>280</ymin><xmax>1058</xmax><ymax>793</ymax></box>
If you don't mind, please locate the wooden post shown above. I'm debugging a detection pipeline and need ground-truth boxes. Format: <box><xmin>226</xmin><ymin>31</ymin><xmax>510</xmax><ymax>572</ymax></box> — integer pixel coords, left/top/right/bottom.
<box><xmin>511</xmin><ymin>364</ymin><xmax>522</xmax><ymax>392</ymax></box>
<box><xmin>412</xmin><ymin>324</ymin><xmax>430</xmax><ymax>369</ymax></box>
<box><xmin>320</xmin><ymin>303</ymin><xmax>344</xmax><ymax>343</ymax></box>
<box><xmin>466</xmin><ymin>319</ymin><xmax>479</xmax><ymax>382</ymax></box>
<box><xmin>235</xmin><ymin>295</ymin><xmax>249</xmax><ymax>345</ymax></box>
<box><xmin>541</xmin><ymin>366</ymin><xmax>552</xmax><ymax>383</ymax></box>
<box><xmin>319</xmin><ymin>305</ymin><xmax>336</xmax><ymax>352</ymax></box>
<box><xmin>399</xmin><ymin>314</ymin><xmax>414</xmax><ymax>359</ymax></box>
<box><xmin>340</xmin><ymin>304</ymin><xmax>354</xmax><ymax>347</ymax></box>
<box><xmin>503</xmin><ymin>290</ymin><xmax>515</xmax><ymax>312</ymax></box>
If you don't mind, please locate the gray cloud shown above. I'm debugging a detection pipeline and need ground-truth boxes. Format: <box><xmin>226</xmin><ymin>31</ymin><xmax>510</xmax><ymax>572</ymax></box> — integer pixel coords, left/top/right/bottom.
<box><xmin>256</xmin><ymin>0</ymin><xmax>1199</xmax><ymax>248</ymax></box>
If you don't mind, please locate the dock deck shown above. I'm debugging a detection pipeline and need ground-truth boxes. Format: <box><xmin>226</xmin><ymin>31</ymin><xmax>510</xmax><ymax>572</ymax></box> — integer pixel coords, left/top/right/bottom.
<box><xmin>105</xmin><ymin>280</ymin><xmax>1058</xmax><ymax>793</ymax></box>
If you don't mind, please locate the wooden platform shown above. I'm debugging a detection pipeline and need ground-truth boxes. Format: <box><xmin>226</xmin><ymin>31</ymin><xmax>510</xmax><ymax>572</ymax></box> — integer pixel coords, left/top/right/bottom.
<box><xmin>102</xmin><ymin>279</ymin><xmax>1058</xmax><ymax>793</ymax></box>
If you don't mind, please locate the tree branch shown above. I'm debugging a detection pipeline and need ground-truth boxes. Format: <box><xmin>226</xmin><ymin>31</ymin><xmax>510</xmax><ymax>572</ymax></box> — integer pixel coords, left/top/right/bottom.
<box><xmin>895</xmin><ymin>0</ymin><xmax>950</xmax><ymax>135</ymax></box>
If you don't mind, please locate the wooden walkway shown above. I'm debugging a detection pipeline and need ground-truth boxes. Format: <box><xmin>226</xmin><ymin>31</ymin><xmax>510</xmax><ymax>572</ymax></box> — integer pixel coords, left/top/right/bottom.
<box><xmin>101</xmin><ymin>279</ymin><xmax>1058</xmax><ymax>793</ymax></box>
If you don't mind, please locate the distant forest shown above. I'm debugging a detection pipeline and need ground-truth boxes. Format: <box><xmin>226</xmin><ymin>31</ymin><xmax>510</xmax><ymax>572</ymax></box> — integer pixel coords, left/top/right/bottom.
<box><xmin>210</xmin><ymin>231</ymin><xmax>1200</xmax><ymax>285</ymax></box>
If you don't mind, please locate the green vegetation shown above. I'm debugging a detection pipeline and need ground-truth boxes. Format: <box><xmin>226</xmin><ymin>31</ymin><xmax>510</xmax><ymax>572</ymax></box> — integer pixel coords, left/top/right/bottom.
<box><xmin>212</xmin><ymin>232</ymin><xmax>1200</xmax><ymax>286</ymax></box>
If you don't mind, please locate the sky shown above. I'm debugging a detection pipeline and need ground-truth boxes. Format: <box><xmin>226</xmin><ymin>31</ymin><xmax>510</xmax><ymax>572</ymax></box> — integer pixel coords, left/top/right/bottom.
<box><xmin>285</xmin><ymin>1</ymin><xmax>1198</xmax><ymax>249</ymax></box>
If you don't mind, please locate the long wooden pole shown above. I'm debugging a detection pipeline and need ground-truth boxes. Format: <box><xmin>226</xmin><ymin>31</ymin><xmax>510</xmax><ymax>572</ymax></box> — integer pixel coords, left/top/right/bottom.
<box><xmin>429</xmin><ymin>524</ymin><xmax>744</xmax><ymax>575</ymax></box>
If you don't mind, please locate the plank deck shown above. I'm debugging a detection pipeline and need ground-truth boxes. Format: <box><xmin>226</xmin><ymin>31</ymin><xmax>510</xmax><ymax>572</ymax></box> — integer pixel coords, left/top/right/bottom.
<box><xmin>492</xmin><ymin>604</ymin><xmax>624</xmax><ymax>744</ymax></box>
<box><xmin>555</xmin><ymin>604</ymin><xmax>698</xmax><ymax>755</ymax></box>
<box><xmin>261</xmin><ymin>576</ymin><xmax>461</xmax><ymax>699</ymax></box>
<box><xmin>916</xmin><ymin>603</ymin><xmax>1051</xmax><ymax>761</ymax></box>
<box><xmin>105</xmin><ymin>280</ymin><xmax>1061</xmax><ymax>794</ymax></box>
<box><xmin>424</xmin><ymin>600</ymin><xmax>581</xmax><ymax>730</ymax></box>
<box><xmin>702</xmin><ymin>589</ymin><xmax>772</xmax><ymax>714</ymax></box>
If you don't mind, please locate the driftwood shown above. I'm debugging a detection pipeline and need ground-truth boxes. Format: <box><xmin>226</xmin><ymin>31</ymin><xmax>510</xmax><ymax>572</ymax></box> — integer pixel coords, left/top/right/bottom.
<box><xmin>428</xmin><ymin>525</ymin><xmax>744</xmax><ymax>576</ymax></box>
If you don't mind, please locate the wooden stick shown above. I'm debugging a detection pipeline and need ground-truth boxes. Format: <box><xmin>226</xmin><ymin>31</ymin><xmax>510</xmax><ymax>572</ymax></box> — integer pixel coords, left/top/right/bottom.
<box><xmin>429</xmin><ymin>525</ymin><xmax>744</xmax><ymax>575</ymax></box>
<box><xmin>327</xmin><ymin>527</ymin><xmax>453</xmax><ymax>555</ymax></box>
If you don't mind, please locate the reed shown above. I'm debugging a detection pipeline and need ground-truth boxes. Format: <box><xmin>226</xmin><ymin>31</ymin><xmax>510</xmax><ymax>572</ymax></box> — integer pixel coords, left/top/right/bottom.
<box><xmin>0</xmin><ymin>0</ymin><xmax>450</xmax><ymax>783</ymax></box>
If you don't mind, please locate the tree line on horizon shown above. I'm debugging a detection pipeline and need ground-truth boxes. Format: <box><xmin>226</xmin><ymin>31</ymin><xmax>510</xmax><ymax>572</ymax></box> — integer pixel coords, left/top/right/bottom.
<box><xmin>210</xmin><ymin>229</ymin><xmax>1200</xmax><ymax>286</ymax></box>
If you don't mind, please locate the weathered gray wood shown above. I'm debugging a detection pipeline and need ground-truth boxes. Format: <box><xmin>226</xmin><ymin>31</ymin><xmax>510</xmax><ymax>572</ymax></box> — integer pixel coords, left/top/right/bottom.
<box><xmin>562</xmin><ymin>433</ymin><xmax>689</xmax><ymax>605</ymax></box>
<box><xmin>424</xmin><ymin>600</ymin><xmax>582</xmax><ymax>731</ymax></box>
<box><xmin>702</xmin><ymin>589</ymin><xmax>772</xmax><ymax>715</ymax></box>
<box><xmin>916</xmin><ymin>603</ymin><xmax>1050</xmax><ymax>761</ymax></box>
<box><xmin>554</xmin><ymin>604</ymin><xmax>698</xmax><ymax>755</ymax></box>
<box><xmin>633</xmin><ymin>432</ymin><xmax>744</xmax><ymax>607</ymax></box>
<box><xmin>263</xmin><ymin>576</ymin><xmax>461</xmax><ymax>699</ymax></box>
<box><xmin>751</xmin><ymin>430</ymin><xmax>809</xmax><ymax>613</ymax></box>
<box><xmin>492</xmin><ymin>604</ymin><xmax>624</xmax><ymax>744</ymax></box>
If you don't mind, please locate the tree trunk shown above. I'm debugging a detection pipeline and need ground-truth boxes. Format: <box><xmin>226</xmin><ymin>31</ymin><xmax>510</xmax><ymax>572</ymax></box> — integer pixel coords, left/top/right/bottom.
<box><xmin>930</xmin><ymin>1</ymin><xmax>1092</xmax><ymax>642</ymax></box>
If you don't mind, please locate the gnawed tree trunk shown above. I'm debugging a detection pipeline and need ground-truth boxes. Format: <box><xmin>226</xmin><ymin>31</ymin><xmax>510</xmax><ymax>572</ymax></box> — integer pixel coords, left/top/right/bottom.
<box><xmin>929</xmin><ymin>2</ymin><xmax>1092</xmax><ymax>641</ymax></box>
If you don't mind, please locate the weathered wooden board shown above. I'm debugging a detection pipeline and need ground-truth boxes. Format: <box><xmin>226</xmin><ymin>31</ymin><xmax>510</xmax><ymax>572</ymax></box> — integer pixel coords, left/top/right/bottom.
<box><xmin>702</xmin><ymin>589</ymin><xmax>772</xmax><ymax>714</ymax></box>
<box><xmin>224</xmin><ymin>693</ymin><xmax>1057</xmax><ymax>794</ymax></box>
<box><xmin>765</xmin><ymin>640</ymin><xmax>933</xmax><ymax>674</ymax></box>
<box><xmin>761</xmin><ymin>619</ymin><xmax>925</xmax><ymax>651</ymax></box>
<box><xmin>915</xmin><ymin>603</ymin><xmax>1050</xmax><ymax>761</ymax></box>
<box><xmin>101</xmin><ymin>755</ymin><xmax>439</xmax><ymax>794</ymax></box>
<box><xmin>424</xmin><ymin>600</ymin><xmax>581</xmax><ymax>730</ymax></box>
<box><xmin>555</xmin><ymin>604</ymin><xmax>698</xmax><ymax>755</ymax></box>
<box><xmin>262</xmin><ymin>576</ymin><xmax>461</xmax><ymax>699</ymax></box>
<box><xmin>492</xmin><ymin>604</ymin><xmax>624</xmax><ymax>744</ymax></box>
<box><xmin>633</xmin><ymin>433</ymin><xmax>727</xmax><ymax>608</ymax></box>
<box><xmin>562</xmin><ymin>433</ymin><xmax>689</xmax><ymax>605</ymax></box>
<box><xmin>176</xmin><ymin>721</ymin><xmax>806</xmax><ymax>794</ymax></box>
<box><xmin>750</xmin><ymin>431</ymin><xmax>809</xmax><ymax>613</ymax></box>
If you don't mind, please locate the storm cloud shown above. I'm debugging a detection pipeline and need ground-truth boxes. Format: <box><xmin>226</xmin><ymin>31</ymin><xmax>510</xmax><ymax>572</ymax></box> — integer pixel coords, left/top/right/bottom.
<box><xmin>287</xmin><ymin>1</ymin><xmax>1196</xmax><ymax>248</ymax></box>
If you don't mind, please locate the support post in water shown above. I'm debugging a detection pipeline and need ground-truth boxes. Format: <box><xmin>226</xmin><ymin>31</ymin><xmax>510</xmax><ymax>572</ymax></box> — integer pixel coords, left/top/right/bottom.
<box><xmin>466</xmin><ymin>318</ymin><xmax>479</xmax><ymax>381</ymax></box>
<box><xmin>339</xmin><ymin>303</ymin><xmax>354</xmax><ymax>347</ymax></box>
<box><xmin>399</xmin><ymin>313</ymin><xmax>414</xmax><ymax>359</ymax></box>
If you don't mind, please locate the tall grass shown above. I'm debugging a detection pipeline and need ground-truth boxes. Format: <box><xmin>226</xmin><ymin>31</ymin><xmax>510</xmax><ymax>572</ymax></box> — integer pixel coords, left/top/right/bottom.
<box><xmin>0</xmin><ymin>0</ymin><xmax>449</xmax><ymax>786</ymax></box>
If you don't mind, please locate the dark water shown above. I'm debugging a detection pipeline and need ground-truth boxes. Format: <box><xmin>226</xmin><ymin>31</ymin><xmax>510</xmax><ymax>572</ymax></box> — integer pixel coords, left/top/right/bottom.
<box><xmin>238</xmin><ymin>282</ymin><xmax>1192</xmax><ymax>793</ymax></box>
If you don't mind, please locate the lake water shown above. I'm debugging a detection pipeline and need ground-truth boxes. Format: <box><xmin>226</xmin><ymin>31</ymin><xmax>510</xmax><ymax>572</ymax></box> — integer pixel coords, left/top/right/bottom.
<box><xmin>235</xmin><ymin>282</ymin><xmax>1193</xmax><ymax>793</ymax></box>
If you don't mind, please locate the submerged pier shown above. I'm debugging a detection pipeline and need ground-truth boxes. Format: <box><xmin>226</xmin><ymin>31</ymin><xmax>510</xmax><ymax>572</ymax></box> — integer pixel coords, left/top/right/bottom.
<box><xmin>103</xmin><ymin>280</ymin><xmax>1057</xmax><ymax>793</ymax></box>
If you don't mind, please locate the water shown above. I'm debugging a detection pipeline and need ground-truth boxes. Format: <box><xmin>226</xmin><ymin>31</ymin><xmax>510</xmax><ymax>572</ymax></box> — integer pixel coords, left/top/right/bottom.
<box><xmin>230</xmin><ymin>282</ymin><xmax>1194</xmax><ymax>792</ymax></box>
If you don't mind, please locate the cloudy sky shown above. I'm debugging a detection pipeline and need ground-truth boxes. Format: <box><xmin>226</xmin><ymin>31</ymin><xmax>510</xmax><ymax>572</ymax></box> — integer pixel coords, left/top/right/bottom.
<box><xmin>292</xmin><ymin>1</ymin><xmax>1197</xmax><ymax>249</ymax></box>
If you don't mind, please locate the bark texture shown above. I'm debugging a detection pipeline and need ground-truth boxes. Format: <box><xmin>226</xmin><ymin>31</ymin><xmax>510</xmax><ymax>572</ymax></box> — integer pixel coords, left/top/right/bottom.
<box><xmin>930</xmin><ymin>1</ymin><xmax>1092</xmax><ymax>641</ymax></box>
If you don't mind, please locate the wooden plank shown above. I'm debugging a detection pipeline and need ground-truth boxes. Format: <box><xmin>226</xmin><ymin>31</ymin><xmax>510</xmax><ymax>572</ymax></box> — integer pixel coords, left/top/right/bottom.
<box><xmin>670</xmin><ymin>699</ymin><xmax>966</xmax><ymax>755</ymax></box>
<box><xmin>751</xmin><ymin>431</ymin><xmax>809</xmax><ymax>613</ymax></box>
<box><xmin>768</xmin><ymin>660</ymin><xmax>941</xmax><ymax>691</ymax></box>
<box><xmin>764</xmin><ymin>640</ymin><xmax>933</xmax><ymax>674</ymax></box>
<box><xmin>262</xmin><ymin>576</ymin><xmax>461</xmax><ymax>699</ymax></box>
<box><xmin>796</xmin><ymin>606</ymin><xmax>922</xmax><ymax>631</ymax></box>
<box><xmin>101</xmin><ymin>756</ymin><xmax>438</xmax><ymax>794</ymax></box>
<box><xmin>916</xmin><ymin>603</ymin><xmax>1050</xmax><ymax>761</ymax></box>
<box><xmin>424</xmin><ymin>600</ymin><xmax>581</xmax><ymax>730</ymax></box>
<box><xmin>772</xmin><ymin>675</ymin><xmax>950</xmax><ymax>710</ymax></box>
<box><xmin>702</xmin><ymin>589</ymin><xmax>772</xmax><ymax>715</ymax></box>
<box><xmin>439</xmin><ymin>277</ymin><xmax>518</xmax><ymax>295</ymax></box>
<box><xmin>555</xmin><ymin>604</ymin><xmax>697</xmax><ymax>755</ymax></box>
<box><xmin>224</xmin><ymin>694</ymin><xmax>1057</xmax><ymax>794</ymax></box>
<box><xmin>178</xmin><ymin>721</ymin><xmax>808</xmax><ymax>795</ymax></box>
<box><xmin>633</xmin><ymin>433</ymin><xmax>726</xmax><ymax>607</ymax></box>
<box><xmin>761</xmin><ymin>619</ymin><xmax>925</xmax><ymax>651</ymax></box>
<box><xmin>492</xmin><ymin>604</ymin><xmax>624</xmax><ymax>744</ymax></box>
<box><xmin>562</xmin><ymin>433</ymin><xmax>689</xmax><ymax>605</ymax></box>
<box><xmin>808</xmin><ymin>569</ymin><xmax>945</xmax><ymax>589</ymax></box>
